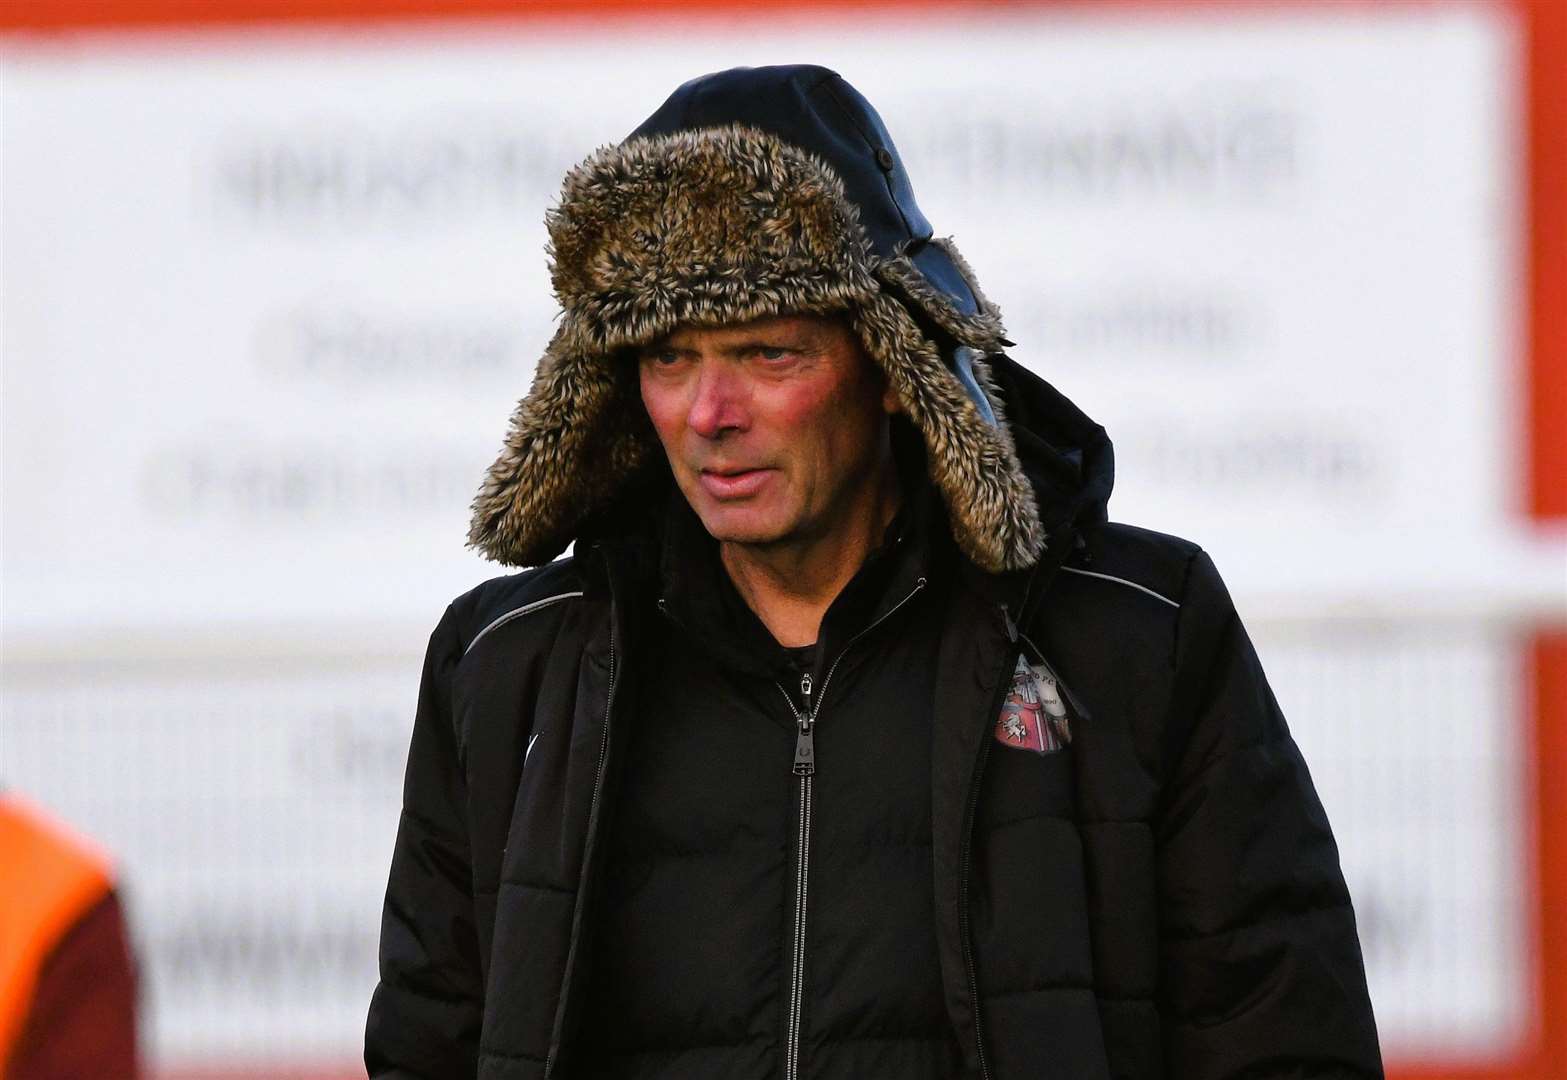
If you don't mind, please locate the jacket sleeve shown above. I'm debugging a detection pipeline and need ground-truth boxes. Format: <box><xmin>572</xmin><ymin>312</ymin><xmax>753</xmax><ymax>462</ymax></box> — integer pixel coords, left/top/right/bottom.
<box><xmin>366</xmin><ymin>604</ymin><xmax>484</xmax><ymax>1079</ymax></box>
<box><xmin>1156</xmin><ymin>550</ymin><xmax>1383</xmax><ymax>1078</ymax></box>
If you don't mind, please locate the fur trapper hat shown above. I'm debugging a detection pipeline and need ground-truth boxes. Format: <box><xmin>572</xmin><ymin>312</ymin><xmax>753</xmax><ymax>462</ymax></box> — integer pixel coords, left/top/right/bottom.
<box><xmin>468</xmin><ymin>67</ymin><xmax>1044</xmax><ymax>573</ymax></box>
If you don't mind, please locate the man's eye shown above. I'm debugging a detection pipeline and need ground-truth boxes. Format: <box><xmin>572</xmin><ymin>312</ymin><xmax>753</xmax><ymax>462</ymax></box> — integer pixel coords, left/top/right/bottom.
<box><xmin>758</xmin><ymin>347</ymin><xmax>790</xmax><ymax>360</ymax></box>
<box><xmin>644</xmin><ymin>349</ymin><xmax>679</xmax><ymax>366</ymax></box>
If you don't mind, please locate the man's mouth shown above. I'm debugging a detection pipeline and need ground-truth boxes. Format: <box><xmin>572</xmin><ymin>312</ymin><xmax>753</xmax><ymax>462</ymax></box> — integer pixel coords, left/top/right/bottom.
<box><xmin>697</xmin><ymin>466</ymin><xmax>773</xmax><ymax>499</ymax></box>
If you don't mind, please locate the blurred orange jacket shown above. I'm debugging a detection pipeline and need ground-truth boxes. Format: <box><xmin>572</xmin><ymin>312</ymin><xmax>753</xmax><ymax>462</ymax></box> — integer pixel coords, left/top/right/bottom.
<box><xmin>0</xmin><ymin>793</ymin><xmax>138</xmax><ymax>1079</ymax></box>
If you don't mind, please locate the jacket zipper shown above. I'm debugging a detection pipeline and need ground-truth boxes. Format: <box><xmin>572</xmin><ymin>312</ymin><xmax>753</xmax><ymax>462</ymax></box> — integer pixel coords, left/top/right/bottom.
<box><xmin>787</xmin><ymin>670</ymin><xmax>813</xmax><ymax>1080</ymax></box>
<box><xmin>957</xmin><ymin>602</ymin><xmax>1019</xmax><ymax>1080</ymax></box>
<box><xmin>772</xmin><ymin>576</ymin><xmax>926</xmax><ymax>1080</ymax></box>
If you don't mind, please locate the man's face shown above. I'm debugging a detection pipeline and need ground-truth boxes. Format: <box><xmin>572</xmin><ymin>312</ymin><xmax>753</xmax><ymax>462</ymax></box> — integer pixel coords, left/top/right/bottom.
<box><xmin>637</xmin><ymin>313</ymin><xmax>899</xmax><ymax>551</ymax></box>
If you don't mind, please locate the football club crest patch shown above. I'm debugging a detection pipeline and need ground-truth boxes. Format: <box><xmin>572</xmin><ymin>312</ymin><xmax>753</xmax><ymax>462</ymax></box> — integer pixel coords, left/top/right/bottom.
<box><xmin>995</xmin><ymin>655</ymin><xmax>1072</xmax><ymax>754</ymax></box>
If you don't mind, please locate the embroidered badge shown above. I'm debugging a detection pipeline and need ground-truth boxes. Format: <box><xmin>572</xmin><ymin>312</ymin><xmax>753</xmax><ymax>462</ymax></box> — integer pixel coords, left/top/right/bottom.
<box><xmin>995</xmin><ymin>655</ymin><xmax>1072</xmax><ymax>754</ymax></box>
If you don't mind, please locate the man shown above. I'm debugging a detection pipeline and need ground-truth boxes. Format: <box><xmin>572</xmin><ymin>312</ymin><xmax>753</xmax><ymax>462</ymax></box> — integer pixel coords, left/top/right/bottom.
<box><xmin>367</xmin><ymin>66</ymin><xmax>1382</xmax><ymax>1079</ymax></box>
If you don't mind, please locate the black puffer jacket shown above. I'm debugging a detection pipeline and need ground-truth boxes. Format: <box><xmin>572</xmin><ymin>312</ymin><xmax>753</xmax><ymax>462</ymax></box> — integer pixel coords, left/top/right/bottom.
<box><xmin>368</xmin><ymin>64</ymin><xmax>1380</xmax><ymax>1079</ymax></box>
<box><xmin>366</xmin><ymin>352</ymin><xmax>1382</xmax><ymax>1079</ymax></box>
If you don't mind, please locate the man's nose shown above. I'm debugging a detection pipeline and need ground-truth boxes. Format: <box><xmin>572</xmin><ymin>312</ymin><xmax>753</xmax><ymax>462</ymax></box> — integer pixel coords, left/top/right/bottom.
<box><xmin>687</xmin><ymin>363</ymin><xmax>748</xmax><ymax>438</ymax></box>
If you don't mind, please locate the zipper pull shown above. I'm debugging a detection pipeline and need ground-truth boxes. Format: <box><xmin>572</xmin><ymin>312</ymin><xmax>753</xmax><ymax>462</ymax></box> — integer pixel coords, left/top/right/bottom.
<box><xmin>793</xmin><ymin>717</ymin><xmax>815</xmax><ymax>776</ymax></box>
<box><xmin>793</xmin><ymin>672</ymin><xmax>815</xmax><ymax>775</ymax></box>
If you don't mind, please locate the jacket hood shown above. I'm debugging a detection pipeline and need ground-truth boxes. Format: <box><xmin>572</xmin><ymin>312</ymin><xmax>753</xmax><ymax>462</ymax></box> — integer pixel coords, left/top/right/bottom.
<box><xmin>983</xmin><ymin>352</ymin><xmax>1114</xmax><ymax>542</ymax></box>
<box><xmin>469</xmin><ymin>65</ymin><xmax>1077</xmax><ymax>573</ymax></box>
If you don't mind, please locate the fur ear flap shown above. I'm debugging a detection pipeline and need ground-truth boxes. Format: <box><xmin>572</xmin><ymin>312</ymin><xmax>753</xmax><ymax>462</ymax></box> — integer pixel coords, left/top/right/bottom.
<box><xmin>467</xmin><ymin>329</ymin><xmax>650</xmax><ymax>566</ymax></box>
<box><xmin>873</xmin><ymin>239</ymin><xmax>1012</xmax><ymax>356</ymax></box>
<box><xmin>851</xmin><ymin>292</ymin><xmax>1044</xmax><ymax>573</ymax></box>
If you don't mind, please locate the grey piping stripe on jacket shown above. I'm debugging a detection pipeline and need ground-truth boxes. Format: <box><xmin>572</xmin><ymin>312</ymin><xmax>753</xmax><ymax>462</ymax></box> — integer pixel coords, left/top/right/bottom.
<box><xmin>464</xmin><ymin>592</ymin><xmax>586</xmax><ymax>656</ymax></box>
<box><xmin>1059</xmin><ymin>566</ymin><xmax>1180</xmax><ymax>609</ymax></box>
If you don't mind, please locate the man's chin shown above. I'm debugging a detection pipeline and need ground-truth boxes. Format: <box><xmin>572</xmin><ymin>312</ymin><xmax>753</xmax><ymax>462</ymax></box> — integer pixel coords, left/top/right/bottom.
<box><xmin>688</xmin><ymin>505</ymin><xmax>789</xmax><ymax>548</ymax></box>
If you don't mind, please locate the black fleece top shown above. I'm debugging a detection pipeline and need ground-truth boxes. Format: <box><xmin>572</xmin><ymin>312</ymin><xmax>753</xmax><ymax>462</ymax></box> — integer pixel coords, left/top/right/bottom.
<box><xmin>573</xmin><ymin>476</ymin><xmax>963</xmax><ymax>1080</ymax></box>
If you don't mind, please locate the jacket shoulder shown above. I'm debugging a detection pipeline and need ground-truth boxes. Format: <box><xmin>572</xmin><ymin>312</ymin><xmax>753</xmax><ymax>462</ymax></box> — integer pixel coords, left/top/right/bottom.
<box><xmin>441</xmin><ymin>555</ymin><xmax>592</xmax><ymax>655</ymax></box>
<box><xmin>1058</xmin><ymin>521</ymin><xmax>1209</xmax><ymax>613</ymax></box>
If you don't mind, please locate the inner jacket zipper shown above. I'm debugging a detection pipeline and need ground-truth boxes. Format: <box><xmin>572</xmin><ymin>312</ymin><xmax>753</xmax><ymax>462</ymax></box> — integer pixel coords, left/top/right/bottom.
<box><xmin>771</xmin><ymin>576</ymin><xmax>926</xmax><ymax>1080</ymax></box>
